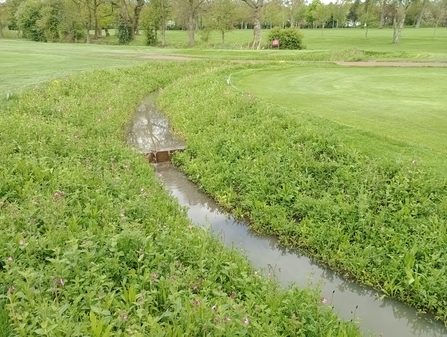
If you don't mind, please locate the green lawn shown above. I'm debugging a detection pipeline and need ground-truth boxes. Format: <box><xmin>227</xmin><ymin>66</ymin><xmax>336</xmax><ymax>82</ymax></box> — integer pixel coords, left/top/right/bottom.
<box><xmin>0</xmin><ymin>39</ymin><xmax>185</xmax><ymax>103</ymax></box>
<box><xmin>233</xmin><ymin>64</ymin><xmax>447</xmax><ymax>174</ymax></box>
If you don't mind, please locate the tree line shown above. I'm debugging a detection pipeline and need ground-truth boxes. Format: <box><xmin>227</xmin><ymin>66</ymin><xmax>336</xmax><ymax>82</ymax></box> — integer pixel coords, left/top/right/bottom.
<box><xmin>0</xmin><ymin>0</ymin><xmax>446</xmax><ymax>46</ymax></box>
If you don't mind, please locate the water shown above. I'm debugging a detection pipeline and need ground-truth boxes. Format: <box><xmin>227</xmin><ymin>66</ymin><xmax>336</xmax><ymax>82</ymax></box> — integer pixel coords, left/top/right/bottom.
<box><xmin>127</xmin><ymin>95</ymin><xmax>447</xmax><ymax>337</ymax></box>
<box><xmin>126</xmin><ymin>93</ymin><xmax>185</xmax><ymax>153</ymax></box>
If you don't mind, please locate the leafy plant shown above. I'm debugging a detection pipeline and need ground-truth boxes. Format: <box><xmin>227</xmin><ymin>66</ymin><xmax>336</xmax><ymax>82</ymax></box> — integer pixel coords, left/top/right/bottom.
<box><xmin>266</xmin><ymin>27</ymin><xmax>304</xmax><ymax>50</ymax></box>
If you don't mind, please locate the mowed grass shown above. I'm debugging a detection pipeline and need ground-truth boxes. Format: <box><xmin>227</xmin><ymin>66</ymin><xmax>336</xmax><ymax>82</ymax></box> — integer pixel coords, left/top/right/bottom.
<box><xmin>233</xmin><ymin>64</ymin><xmax>447</xmax><ymax>174</ymax></box>
<box><xmin>0</xmin><ymin>39</ymin><xmax>189</xmax><ymax>103</ymax></box>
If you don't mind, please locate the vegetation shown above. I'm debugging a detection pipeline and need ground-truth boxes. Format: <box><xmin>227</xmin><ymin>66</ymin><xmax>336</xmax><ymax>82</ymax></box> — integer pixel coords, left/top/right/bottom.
<box><xmin>1</xmin><ymin>0</ymin><xmax>447</xmax><ymax>46</ymax></box>
<box><xmin>266</xmin><ymin>27</ymin><xmax>304</xmax><ymax>49</ymax></box>
<box><xmin>158</xmin><ymin>62</ymin><xmax>447</xmax><ymax>323</ymax></box>
<box><xmin>0</xmin><ymin>60</ymin><xmax>361</xmax><ymax>336</ymax></box>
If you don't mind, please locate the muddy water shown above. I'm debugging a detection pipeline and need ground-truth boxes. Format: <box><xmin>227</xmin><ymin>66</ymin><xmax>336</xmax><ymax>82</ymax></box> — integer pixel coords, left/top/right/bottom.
<box><xmin>128</xmin><ymin>96</ymin><xmax>447</xmax><ymax>337</ymax></box>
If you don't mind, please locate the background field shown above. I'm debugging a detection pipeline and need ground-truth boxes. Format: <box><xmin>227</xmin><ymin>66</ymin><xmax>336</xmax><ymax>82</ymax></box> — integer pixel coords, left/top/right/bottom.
<box><xmin>233</xmin><ymin>64</ymin><xmax>447</xmax><ymax>174</ymax></box>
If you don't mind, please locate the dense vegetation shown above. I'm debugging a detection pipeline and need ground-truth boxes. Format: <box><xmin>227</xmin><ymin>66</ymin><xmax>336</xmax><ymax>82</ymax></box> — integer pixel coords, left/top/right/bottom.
<box><xmin>158</xmin><ymin>63</ymin><xmax>447</xmax><ymax>323</ymax></box>
<box><xmin>0</xmin><ymin>62</ymin><xmax>361</xmax><ymax>336</ymax></box>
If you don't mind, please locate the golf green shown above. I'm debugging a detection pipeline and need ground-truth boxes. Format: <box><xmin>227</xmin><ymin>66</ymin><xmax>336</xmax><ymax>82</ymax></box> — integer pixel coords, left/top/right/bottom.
<box><xmin>234</xmin><ymin>64</ymin><xmax>447</xmax><ymax>155</ymax></box>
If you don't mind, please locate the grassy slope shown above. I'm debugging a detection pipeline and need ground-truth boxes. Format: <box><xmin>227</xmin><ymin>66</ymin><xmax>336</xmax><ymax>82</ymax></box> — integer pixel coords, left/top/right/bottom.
<box><xmin>158</xmin><ymin>63</ymin><xmax>447</xmax><ymax>323</ymax></box>
<box><xmin>0</xmin><ymin>61</ymin><xmax>360</xmax><ymax>335</ymax></box>
<box><xmin>233</xmin><ymin>64</ymin><xmax>447</xmax><ymax>174</ymax></box>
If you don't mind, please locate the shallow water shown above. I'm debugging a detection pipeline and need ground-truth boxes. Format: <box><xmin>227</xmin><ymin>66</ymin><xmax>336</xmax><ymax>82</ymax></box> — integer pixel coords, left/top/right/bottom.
<box><xmin>154</xmin><ymin>163</ymin><xmax>447</xmax><ymax>337</ymax></box>
<box><xmin>126</xmin><ymin>93</ymin><xmax>185</xmax><ymax>153</ymax></box>
<box><xmin>127</xmin><ymin>95</ymin><xmax>447</xmax><ymax>337</ymax></box>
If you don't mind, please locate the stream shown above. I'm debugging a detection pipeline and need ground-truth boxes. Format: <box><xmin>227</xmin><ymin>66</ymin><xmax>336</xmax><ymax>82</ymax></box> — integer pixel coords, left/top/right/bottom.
<box><xmin>127</xmin><ymin>95</ymin><xmax>447</xmax><ymax>337</ymax></box>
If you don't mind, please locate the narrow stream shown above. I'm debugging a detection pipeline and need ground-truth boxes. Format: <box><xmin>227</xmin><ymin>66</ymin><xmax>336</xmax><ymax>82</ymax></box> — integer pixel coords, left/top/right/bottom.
<box><xmin>128</xmin><ymin>95</ymin><xmax>447</xmax><ymax>337</ymax></box>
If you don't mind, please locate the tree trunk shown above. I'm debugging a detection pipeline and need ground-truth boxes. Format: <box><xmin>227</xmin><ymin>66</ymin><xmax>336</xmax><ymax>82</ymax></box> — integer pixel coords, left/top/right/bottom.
<box><xmin>93</xmin><ymin>0</ymin><xmax>98</xmax><ymax>39</ymax></box>
<box><xmin>188</xmin><ymin>8</ymin><xmax>195</xmax><ymax>46</ymax></box>
<box><xmin>85</xmin><ymin>28</ymin><xmax>91</xmax><ymax>43</ymax></box>
<box><xmin>415</xmin><ymin>0</ymin><xmax>427</xmax><ymax>28</ymax></box>
<box><xmin>131</xmin><ymin>0</ymin><xmax>144</xmax><ymax>39</ymax></box>
<box><xmin>379</xmin><ymin>0</ymin><xmax>386</xmax><ymax>28</ymax></box>
<box><xmin>0</xmin><ymin>23</ymin><xmax>3</xmax><ymax>38</ymax></box>
<box><xmin>321</xmin><ymin>23</ymin><xmax>325</xmax><ymax>36</ymax></box>
<box><xmin>392</xmin><ymin>12</ymin><xmax>405</xmax><ymax>43</ymax></box>
<box><xmin>252</xmin><ymin>4</ymin><xmax>261</xmax><ymax>49</ymax></box>
<box><xmin>365</xmin><ymin>24</ymin><xmax>369</xmax><ymax>39</ymax></box>
<box><xmin>432</xmin><ymin>21</ymin><xmax>439</xmax><ymax>38</ymax></box>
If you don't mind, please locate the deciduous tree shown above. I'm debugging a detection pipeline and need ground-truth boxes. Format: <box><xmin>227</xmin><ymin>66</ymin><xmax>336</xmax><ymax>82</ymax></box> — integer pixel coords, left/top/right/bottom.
<box><xmin>241</xmin><ymin>0</ymin><xmax>264</xmax><ymax>49</ymax></box>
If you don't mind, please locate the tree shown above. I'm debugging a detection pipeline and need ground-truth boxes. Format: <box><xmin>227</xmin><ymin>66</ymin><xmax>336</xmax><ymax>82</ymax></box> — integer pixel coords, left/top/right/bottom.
<box><xmin>332</xmin><ymin>0</ymin><xmax>351</xmax><ymax>28</ymax></box>
<box><xmin>141</xmin><ymin>0</ymin><xmax>170</xmax><ymax>46</ymax></box>
<box><xmin>313</xmin><ymin>2</ymin><xmax>331</xmax><ymax>33</ymax></box>
<box><xmin>0</xmin><ymin>2</ymin><xmax>9</xmax><ymax>38</ymax></box>
<box><xmin>15</xmin><ymin>0</ymin><xmax>45</xmax><ymax>41</ymax></box>
<box><xmin>358</xmin><ymin>0</ymin><xmax>379</xmax><ymax>38</ymax></box>
<box><xmin>285</xmin><ymin>0</ymin><xmax>305</xmax><ymax>27</ymax></box>
<box><xmin>414</xmin><ymin>0</ymin><xmax>428</xmax><ymax>28</ymax></box>
<box><xmin>347</xmin><ymin>0</ymin><xmax>360</xmax><ymax>25</ymax></box>
<box><xmin>391</xmin><ymin>0</ymin><xmax>412</xmax><ymax>43</ymax></box>
<box><xmin>116</xmin><ymin>0</ymin><xmax>145</xmax><ymax>41</ymax></box>
<box><xmin>207</xmin><ymin>0</ymin><xmax>236</xmax><ymax>43</ymax></box>
<box><xmin>429</xmin><ymin>0</ymin><xmax>447</xmax><ymax>36</ymax></box>
<box><xmin>305</xmin><ymin>0</ymin><xmax>321</xmax><ymax>27</ymax></box>
<box><xmin>241</xmin><ymin>0</ymin><xmax>264</xmax><ymax>49</ymax></box>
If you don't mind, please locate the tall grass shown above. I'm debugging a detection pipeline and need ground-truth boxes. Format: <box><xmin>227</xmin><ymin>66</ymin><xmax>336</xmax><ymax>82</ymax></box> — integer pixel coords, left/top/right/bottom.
<box><xmin>159</xmin><ymin>63</ymin><xmax>447</xmax><ymax>323</ymax></box>
<box><xmin>0</xmin><ymin>61</ymin><xmax>360</xmax><ymax>336</ymax></box>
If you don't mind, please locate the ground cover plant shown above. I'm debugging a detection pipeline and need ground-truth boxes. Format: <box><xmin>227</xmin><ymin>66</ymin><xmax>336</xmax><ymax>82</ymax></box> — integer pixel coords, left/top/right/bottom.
<box><xmin>0</xmin><ymin>61</ymin><xmax>361</xmax><ymax>336</ymax></box>
<box><xmin>158</xmin><ymin>63</ymin><xmax>447</xmax><ymax>324</ymax></box>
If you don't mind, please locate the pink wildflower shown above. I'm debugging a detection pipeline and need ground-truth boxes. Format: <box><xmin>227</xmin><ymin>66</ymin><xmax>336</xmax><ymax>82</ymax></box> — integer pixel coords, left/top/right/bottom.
<box><xmin>226</xmin><ymin>317</ymin><xmax>231</xmax><ymax>322</ymax></box>
<box><xmin>244</xmin><ymin>318</ymin><xmax>249</xmax><ymax>325</ymax></box>
<box><xmin>322</xmin><ymin>298</ymin><xmax>327</xmax><ymax>304</ymax></box>
<box><xmin>7</xmin><ymin>256</ymin><xmax>13</xmax><ymax>261</ymax></box>
<box><xmin>19</xmin><ymin>240</ymin><xmax>24</xmax><ymax>245</ymax></box>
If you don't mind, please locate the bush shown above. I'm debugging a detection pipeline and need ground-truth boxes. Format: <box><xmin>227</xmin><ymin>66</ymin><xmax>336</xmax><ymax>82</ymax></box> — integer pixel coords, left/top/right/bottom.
<box><xmin>267</xmin><ymin>27</ymin><xmax>304</xmax><ymax>50</ymax></box>
<box><xmin>116</xmin><ymin>20</ymin><xmax>132</xmax><ymax>44</ymax></box>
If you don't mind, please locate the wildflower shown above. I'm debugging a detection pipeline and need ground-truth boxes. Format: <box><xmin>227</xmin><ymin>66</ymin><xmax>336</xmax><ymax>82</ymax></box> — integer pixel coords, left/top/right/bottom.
<box><xmin>230</xmin><ymin>291</ymin><xmax>236</xmax><ymax>298</ymax></box>
<box><xmin>226</xmin><ymin>317</ymin><xmax>231</xmax><ymax>322</ymax></box>
<box><xmin>120</xmin><ymin>213</ymin><xmax>125</xmax><ymax>217</ymax></box>
<box><xmin>59</xmin><ymin>279</ymin><xmax>65</xmax><ymax>286</ymax></box>
<box><xmin>322</xmin><ymin>298</ymin><xmax>327</xmax><ymax>304</ymax></box>
<box><xmin>244</xmin><ymin>318</ymin><xmax>249</xmax><ymax>325</ymax></box>
<box><xmin>380</xmin><ymin>227</ymin><xmax>385</xmax><ymax>231</ymax></box>
<box><xmin>8</xmin><ymin>286</ymin><xmax>15</xmax><ymax>294</ymax></box>
<box><xmin>193</xmin><ymin>285</ymin><xmax>198</xmax><ymax>291</ymax></box>
<box><xmin>212</xmin><ymin>305</ymin><xmax>216</xmax><ymax>311</ymax></box>
<box><xmin>7</xmin><ymin>256</ymin><xmax>13</xmax><ymax>261</ymax></box>
<box><xmin>254</xmin><ymin>271</ymin><xmax>258</xmax><ymax>275</ymax></box>
<box><xmin>152</xmin><ymin>273</ymin><xmax>158</xmax><ymax>280</ymax></box>
<box><xmin>194</xmin><ymin>300</ymin><xmax>200</xmax><ymax>306</ymax></box>
<box><xmin>120</xmin><ymin>312</ymin><xmax>128</xmax><ymax>321</ymax></box>
<box><xmin>19</xmin><ymin>240</ymin><xmax>24</xmax><ymax>245</ymax></box>
<box><xmin>52</xmin><ymin>192</ymin><xmax>59</xmax><ymax>200</ymax></box>
<box><xmin>188</xmin><ymin>225</ymin><xmax>193</xmax><ymax>229</ymax></box>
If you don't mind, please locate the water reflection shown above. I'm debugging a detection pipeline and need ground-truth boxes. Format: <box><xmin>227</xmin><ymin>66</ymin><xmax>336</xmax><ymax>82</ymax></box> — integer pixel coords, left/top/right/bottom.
<box><xmin>127</xmin><ymin>93</ymin><xmax>185</xmax><ymax>153</ymax></box>
<box><xmin>154</xmin><ymin>163</ymin><xmax>447</xmax><ymax>337</ymax></box>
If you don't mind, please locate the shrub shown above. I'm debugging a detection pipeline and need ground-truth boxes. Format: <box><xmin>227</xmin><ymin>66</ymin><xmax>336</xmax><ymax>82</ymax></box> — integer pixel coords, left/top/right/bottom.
<box><xmin>267</xmin><ymin>27</ymin><xmax>304</xmax><ymax>50</ymax></box>
<box><xmin>116</xmin><ymin>20</ymin><xmax>132</xmax><ymax>44</ymax></box>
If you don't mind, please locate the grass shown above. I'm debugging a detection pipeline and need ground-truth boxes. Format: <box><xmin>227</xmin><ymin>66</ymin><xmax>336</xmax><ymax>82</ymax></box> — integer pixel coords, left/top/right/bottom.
<box><xmin>232</xmin><ymin>63</ymin><xmax>447</xmax><ymax>174</ymax></box>
<box><xmin>0</xmin><ymin>39</ymin><xmax>189</xmax><ymax>104</ymax></box>
<box><xmin>0</xmin><ymin>60</ymin><xmax>361</xmax><ymax>335</ymax></box>
<box><xmin>1</xmin><ymin>33</ymin><xmax>447</xmax><ymax>332</ymax></box>
<box><xmin>158</xmin><ymin>62</ymin><xmax>447</xmax><ymax>323</ymax></box>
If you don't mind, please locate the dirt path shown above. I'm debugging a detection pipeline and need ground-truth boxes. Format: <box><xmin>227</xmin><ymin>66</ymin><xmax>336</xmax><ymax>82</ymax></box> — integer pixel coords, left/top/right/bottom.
<box><xmin>337</xmin><ymin>61</ymin><xmax>447</xmax><ymax>67</ymax></box>
<box><xmin>141</xmin><ymin>54</ymin><xmax>194</xmax><ymax>61</ymax></box>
